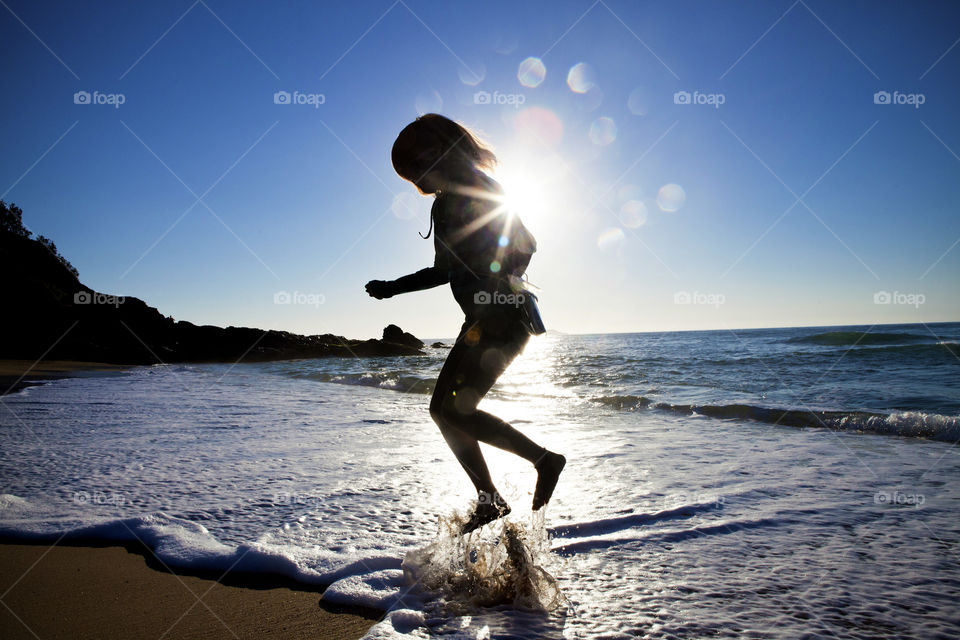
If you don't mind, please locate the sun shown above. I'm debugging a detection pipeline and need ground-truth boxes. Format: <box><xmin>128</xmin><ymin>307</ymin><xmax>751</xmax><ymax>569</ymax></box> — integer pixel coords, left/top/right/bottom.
<box><xmin>499</xmin><ymin>174</ymin><xmax>546</xmax><ymax>227</ymax></box>
<box><xmin>492</xmin><ymin>160</ymin><xmax>555</xmax><ymax>230</ymax></box>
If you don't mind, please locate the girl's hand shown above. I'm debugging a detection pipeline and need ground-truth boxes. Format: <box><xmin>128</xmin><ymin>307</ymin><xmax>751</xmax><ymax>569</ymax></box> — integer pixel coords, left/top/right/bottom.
<box><xmin>365</xmin><ymin>280</ymin><xmax>394</xmax><ymax>299</ymax></box>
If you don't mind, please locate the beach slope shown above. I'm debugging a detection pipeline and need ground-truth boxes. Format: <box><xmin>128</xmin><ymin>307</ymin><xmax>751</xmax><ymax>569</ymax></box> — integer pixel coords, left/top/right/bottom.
<box><xmin>0</xmin><ymin>542</ymin><xmax>376</xmax><ymax>640</ymax></box>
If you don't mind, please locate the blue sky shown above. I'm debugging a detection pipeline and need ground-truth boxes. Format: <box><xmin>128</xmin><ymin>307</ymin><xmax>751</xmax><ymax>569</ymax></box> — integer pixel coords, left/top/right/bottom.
<box><xmin>2</xmin><ymin>0</ymin><xmax>958</xmax><ymax>338</ymax></box>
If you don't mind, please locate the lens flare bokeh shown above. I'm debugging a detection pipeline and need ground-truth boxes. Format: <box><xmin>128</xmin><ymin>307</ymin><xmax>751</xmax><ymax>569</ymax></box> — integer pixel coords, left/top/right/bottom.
<box><xmin>566</xmin><ymin>62</ymin><xmax>595</xmax><ymax>93</ymax></box>
<box><xmin>517</xmin><ymin>57</ymin><xmax>546</xmax><ymax>88</ymax></box>
<box><xmin>589</xmin><ymin>117</ymin><xmax>617</xmax><ymax>146</ymax></box>
<box><xmin>656</xmin><ymin>183</ymin><xmax>686</xmax><ymax>212</ymax></box>
<box><xmin>619</xmin><ymin>200</ymin><xmax>648</xmax><ymax>228</ymax></box>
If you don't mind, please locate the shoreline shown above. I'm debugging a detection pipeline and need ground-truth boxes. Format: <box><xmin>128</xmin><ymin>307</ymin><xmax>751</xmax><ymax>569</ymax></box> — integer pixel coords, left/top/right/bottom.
<box><xmin>0</xmin><ymin>540</ymin><xmax>379</xmax><ymax>640</ymax></box>
<box><xmin>0</xmin><ymin>359</ymin><xmax>133</xmax><ymax>395</ymax></box>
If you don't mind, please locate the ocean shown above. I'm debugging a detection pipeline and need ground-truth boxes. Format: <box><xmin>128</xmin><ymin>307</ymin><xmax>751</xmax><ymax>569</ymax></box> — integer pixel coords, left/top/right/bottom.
<box><xmin>2</xmin><ymin>322</ymin><xmax>959</xmax><ymax>639</ymax></box>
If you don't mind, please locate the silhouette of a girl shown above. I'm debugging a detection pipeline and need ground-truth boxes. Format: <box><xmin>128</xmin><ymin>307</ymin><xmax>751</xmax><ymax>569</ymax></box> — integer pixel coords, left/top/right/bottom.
<box><xmin>366</xmin><ymin>114</ymin><xmax>565</xmax><ymax>533</ymax></box>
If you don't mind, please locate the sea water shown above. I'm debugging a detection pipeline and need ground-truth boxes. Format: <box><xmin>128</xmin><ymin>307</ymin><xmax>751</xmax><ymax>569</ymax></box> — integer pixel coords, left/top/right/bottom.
<box><xmin>1</xmin><ymin>322</ymin><xmax>959</xmax><ymax>638</ymax></box>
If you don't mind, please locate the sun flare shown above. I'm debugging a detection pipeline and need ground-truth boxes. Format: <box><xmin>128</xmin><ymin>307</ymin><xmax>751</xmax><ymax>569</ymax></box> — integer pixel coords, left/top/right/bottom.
<box><xmin>496</xmin><ymin>170</ymin><xmax>546</xmax><ymax>225</ymax></box>
<box><xmin>492</xmin><ymin>153</ymin><xmax>565</xmax><ymax>231</ymax></box>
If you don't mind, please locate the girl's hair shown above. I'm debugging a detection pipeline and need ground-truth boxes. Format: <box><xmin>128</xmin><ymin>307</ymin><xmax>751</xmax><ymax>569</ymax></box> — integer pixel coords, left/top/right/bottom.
<box><xmin>391</xmin><ymin>114</ymin><xmax>496</xmax><ymax>185</ymax></box>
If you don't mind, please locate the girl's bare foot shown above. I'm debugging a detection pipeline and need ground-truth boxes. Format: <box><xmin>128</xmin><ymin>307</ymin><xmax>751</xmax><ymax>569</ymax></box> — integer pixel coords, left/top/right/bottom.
<box><xmin>460</xmin><ymin>492</ymin><xmax>511</xmax><ymax>535</ymax></box>
<box><xmin>533</xmin><ymin>451</ymin><xmax>566</xmax><ymax>510</ymax></box>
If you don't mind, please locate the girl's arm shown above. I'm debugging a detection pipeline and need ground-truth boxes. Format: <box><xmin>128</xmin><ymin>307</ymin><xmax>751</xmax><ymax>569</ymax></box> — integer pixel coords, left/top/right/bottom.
<box><xmin>365</xmin><ymin>266</ymin><xmax>449</xmax><ymax>299</ymax></box>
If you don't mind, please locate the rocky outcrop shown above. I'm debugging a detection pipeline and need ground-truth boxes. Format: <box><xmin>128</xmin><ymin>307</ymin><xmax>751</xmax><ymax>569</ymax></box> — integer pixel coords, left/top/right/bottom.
<box><xmin>382</xmin><ymin>324</ymin><xmax>425</xmax><ymax>349</ymax></box>
<box><xmin>0</xmin><ymin>208</ymin><xmax>423</xmax><ymax>364</ymax></box>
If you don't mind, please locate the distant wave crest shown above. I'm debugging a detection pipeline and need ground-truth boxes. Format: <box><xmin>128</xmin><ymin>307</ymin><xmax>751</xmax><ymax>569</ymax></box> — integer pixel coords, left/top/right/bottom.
<box><xmin>294</xmin><ymin>371</ymin><xmax>434</xmax><ymax>394</ymax></box>
<box><xmin>593</xmin><ymin>395</ymin><xmax>653</xmax><ymax>410</ymax></box>
<box><xmin>843</xmin><ymin>342</ymin><xmax>960</xmax><ymax>358</ymax></box>
<box><xmin>786</xmin><ymin>331</ymin><xmax>930</xmax><ymax>346</ymax></box>
<box><xmin>593</xmin><ymin>396</ymin><xmax>960</xmax><ymax>443</ymax></box>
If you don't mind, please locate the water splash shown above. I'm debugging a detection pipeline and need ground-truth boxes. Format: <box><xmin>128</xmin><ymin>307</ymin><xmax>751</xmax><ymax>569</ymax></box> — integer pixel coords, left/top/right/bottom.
<box><xmin>401</xmin><ymin>505</ymin><xmax>563</xmax><ymax>613</ymax></box>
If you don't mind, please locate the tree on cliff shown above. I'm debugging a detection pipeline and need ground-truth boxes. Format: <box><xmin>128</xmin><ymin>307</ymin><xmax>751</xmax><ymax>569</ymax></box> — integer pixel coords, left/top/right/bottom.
<box><xmin>0</xmin><ymin>200</ymin><xmax>30</xmax><ymax>237</ymax></box>
<box><xmin>1</xmin><ymin>200</ymin><xmax>79</xmax><ymax>278</ymax></box>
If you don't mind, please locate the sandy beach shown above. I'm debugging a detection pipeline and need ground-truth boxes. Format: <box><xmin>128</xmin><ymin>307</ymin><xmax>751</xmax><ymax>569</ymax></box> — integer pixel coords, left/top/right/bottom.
<box><xmin>0</xmin><ymin>542</ymin><xmax>377</xmax><ymax>640</ymax></box>
<box><xmin>0</xmin><ymin>360</ymin><xmax>132</xmax><ymax>395</ymax></box>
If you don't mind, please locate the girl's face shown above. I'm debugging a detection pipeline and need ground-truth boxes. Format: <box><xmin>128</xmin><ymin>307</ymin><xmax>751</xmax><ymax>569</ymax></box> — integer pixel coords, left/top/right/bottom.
<box><xmin>411</xmin><ymin>146</ymin><xmax>445</xmax><ymax>194</ymax></box>
<box><xmin>414</xmin><ymin>169</ymin><xmax>444</xmax><ymax>194</ymax></box>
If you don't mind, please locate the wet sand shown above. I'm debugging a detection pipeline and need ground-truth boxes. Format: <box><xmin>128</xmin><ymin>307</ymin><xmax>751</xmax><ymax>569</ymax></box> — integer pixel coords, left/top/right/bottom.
<box><xmin>0</xmin><ymin>542</ymin><xmax>378</xmax><ymax>640</ymax></box>
<box><xmin>0</xmin><ymin>360</ymin><xmax>132</xmax><ymax>395</ymax></box>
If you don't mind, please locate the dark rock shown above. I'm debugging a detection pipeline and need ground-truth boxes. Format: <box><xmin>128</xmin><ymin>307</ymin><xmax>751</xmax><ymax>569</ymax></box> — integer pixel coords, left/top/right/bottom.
<box><xmin>431</xmin><ymin>342</ymin><xmax>448</xmax><ymax>348</ymax></box>
<box><xmin>0</xmin><ymin>208</ymin><xmax>424</xmax><ymax>364</ymax></box>
<box><xmin>382</xmin><ymin>324</ymin><xmax>424</xmax><ymax>348</ymax></box>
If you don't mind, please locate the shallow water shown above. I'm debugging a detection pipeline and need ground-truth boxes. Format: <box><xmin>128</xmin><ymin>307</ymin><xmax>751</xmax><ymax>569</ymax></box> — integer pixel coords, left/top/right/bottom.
<box><xmin>2</xmin><ymin>325</ymin><xmax>959</xmax><ymax>638</ymax></box>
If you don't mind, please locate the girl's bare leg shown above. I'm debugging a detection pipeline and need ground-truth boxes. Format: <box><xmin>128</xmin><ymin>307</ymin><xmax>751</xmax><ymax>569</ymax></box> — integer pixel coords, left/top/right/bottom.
<box><xmin>430</xmin><ymin>324</ymin><xmax>564</xmax><ymax>528</ymax></box>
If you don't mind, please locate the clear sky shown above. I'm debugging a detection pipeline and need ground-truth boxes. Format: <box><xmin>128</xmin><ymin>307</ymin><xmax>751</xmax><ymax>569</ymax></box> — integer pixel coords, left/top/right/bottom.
<box><xmin>2</xmin><ymin>0</ymin><xmax>958</xmax><ymax>339</ymax></box>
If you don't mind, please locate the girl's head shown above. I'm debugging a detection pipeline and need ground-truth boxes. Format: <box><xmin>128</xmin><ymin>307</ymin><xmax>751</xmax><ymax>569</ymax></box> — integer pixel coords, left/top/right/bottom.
<box><xmin>391</xmin><ymin>114</ymin><xmax>496</xmax><ymax>194</ymax></box>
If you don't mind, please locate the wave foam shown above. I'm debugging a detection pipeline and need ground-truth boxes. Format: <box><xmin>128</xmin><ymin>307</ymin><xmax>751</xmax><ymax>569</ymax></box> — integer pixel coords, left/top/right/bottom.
<box><xmin>0</xmin><ymin>495</ymin><xmax>402</xmax><ymax>588</ymax></box>
<box><xmin>294</xmin><ymin>371</ymin><xmax>434</xmax><ymax>394</ymax></box>
<box><xmin>591</xmin><ymin>397</ymin><xmax>960</xmax><ymax>443</ymax></box>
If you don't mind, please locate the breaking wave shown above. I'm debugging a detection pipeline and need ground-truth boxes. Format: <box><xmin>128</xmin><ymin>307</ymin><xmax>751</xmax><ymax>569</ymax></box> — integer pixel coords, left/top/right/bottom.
<box><xmin>293</xmin><ymin>370</ymin><xmax>434</xmax><ymax>394</ymax></box>
<box><xmin>593</xmin><ymin>396</ymin><xmax>960</xmax><ymax>443</ymax></box>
